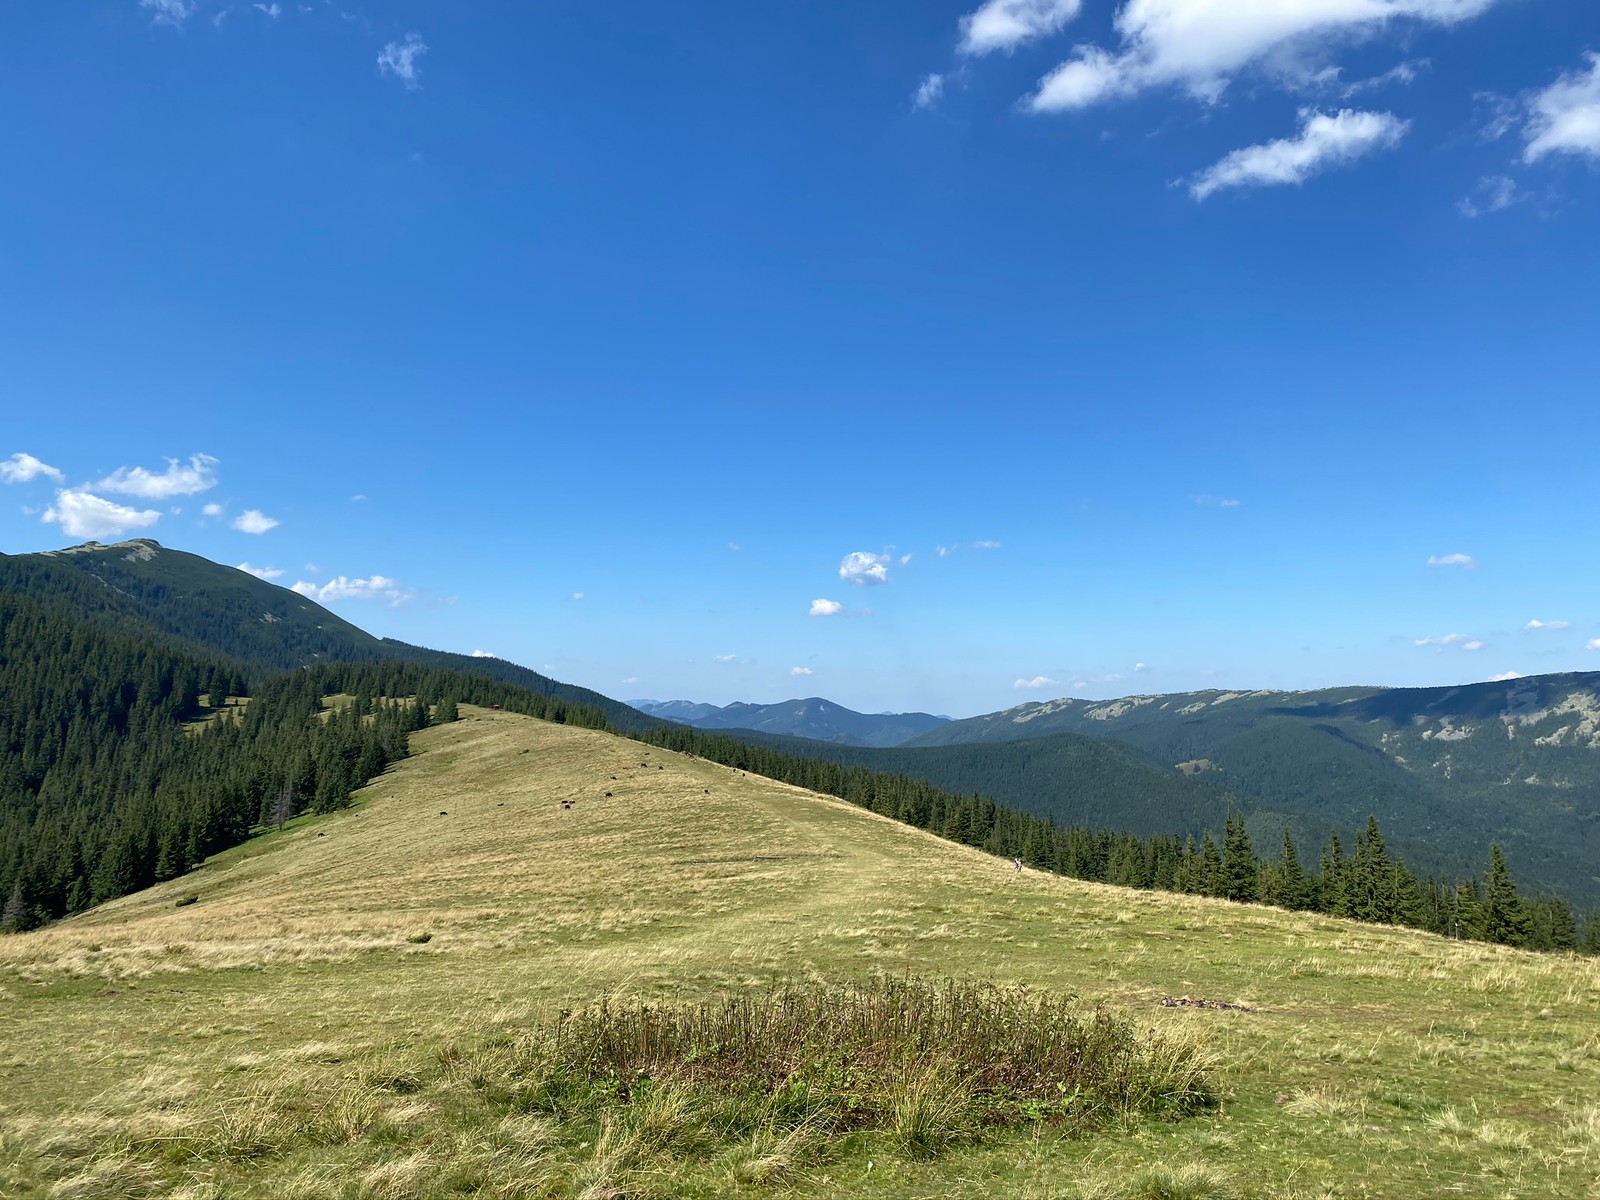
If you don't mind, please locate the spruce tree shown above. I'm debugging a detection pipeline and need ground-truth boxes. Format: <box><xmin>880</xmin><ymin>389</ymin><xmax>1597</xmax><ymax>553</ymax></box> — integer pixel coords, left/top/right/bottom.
<box><xmin>1200</xmin><ymin>832</ymin><xmax>1224</xmax><ymax>898</ymax></box>
<box><xmin>1279</xmin><ymin>828</ymin><xmax>1307</xmax><ymax>910</ymax></box>
<box><xmin>1481</xmin><ymin>844</ymin><xmax>1530</xmax><ymax>946</ymax></box>
<box><xmin>1222</xmin><ymin>812</ymin><xmax>1257</xmax><ymax>903</ymax></box>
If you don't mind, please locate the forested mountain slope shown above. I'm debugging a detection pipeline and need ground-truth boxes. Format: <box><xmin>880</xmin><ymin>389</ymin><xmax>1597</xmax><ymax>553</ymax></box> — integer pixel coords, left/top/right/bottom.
<box><xmin>900</xmin><ymin>677</ymin><xmax>1600</xmax><ymax>905</ymax></box>
<box><xmin>631</xmin><ymin>696</ymin><xmax>947</xmax><ymax>746</ymax></box>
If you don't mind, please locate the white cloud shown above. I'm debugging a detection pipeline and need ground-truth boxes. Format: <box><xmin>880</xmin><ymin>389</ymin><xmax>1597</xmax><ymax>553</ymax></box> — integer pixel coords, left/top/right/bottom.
<box><xmin>378</xmin><ymin>33</ymin><xmax>428</xmax><ymax>89</ymax></box>
<box><xmin>1488</xmin><ymin>671</ymin><xmax>1521</xmax><ymax>682</ymax></box>
<box><xmin>809</xmin><ymin>598</ymin><xmax>845</xmax><ymax>617</ymax></box>
<box><xmin>913</xmin><ymin>73</ymin><xmax>946</xmax><ymax>110</ymax></box>
<box><xmin>1427</xmin><ymin>553</ymin><xmax>1477</xmax><ymax>569</ymax></box>
<box><xmin>231</xmin><ymin>509</ymin><xmax>279</xmax><ymax>535</ymax></box>
<box><xmin>1014</xmin><ymin>675</ymin><xmax>1059</xmax><ymax>689</ymax></box>
<box><xmin>898</xmin><ymin>552</ymin><xmax>914</xmax><ymax>565</ymax></box>
<box><xmin>791</xmin><ymin>666</ymin><xmax>814</xmax><ymax>676</ymax></box>
<box><xmin>42</xmin><ymin>490</ymin><xmax>162</xmax><ymax>540</ymax></box>
<box><xmin>471</xmin><ymin>650</ymin><xmax>497</xmax><ymax>658</ymax></box>
<box><xmin>97</xmin><ymin>453</ymin><xmax>218</xmax><ymax>500</ymax></box>
<box><xmin>972</xmin><ymin>539</ymin><xmax>1003</xmax><ymax>550</ymax></box>
<box><xmin>0</xmin><ymin>453</ymin><xmax>64</xmax><ymax>485</ymax></box>
<box><xmin>140</xmin><ymin>0</ymin><xmax>195</xmax><ymax>28</ymax></box>
<box><xmin>1414</xmin><ymin>633</ymin><xmax>1480</xmax><ymax>648</ymax></box>
<box><xmin>839</xmin><ymin>551</ymin><xmax>891</xmax><ymax>586</ymax></box>
<box><xmin>1457</xmin><ymin>174</ymin><xmax>1524</xmax><ymax>218</ymax></box>
<box><xmin>351</xmin><ymin>493</ymin><xmax>367</xmax><ymax>503</ymax></box>
<box><xmin>291</xmin><ymin>575</ymin><xmax>412</xmax><ymax>606</ymax></box>
<box><xmin>961</xmin><ymin>0</ymin><xmax>1083</xmax><ymax>56</ymax></box>
<box><xmin>201</xmin><ymin>502</ymin><xmax>225</xmax><ymax>517</ymax></box>
<box><xmin>714</xmin><ymin>654</ymin><xmax>738</xmax><ymax>663</ymax></box>
<box><xmin>1525</xmin><ymin>619</ymin><xmax>1570</xmax><ymax>632</ymax></box>
<box><xmin>727</xmin><ymin>541</ymin><xmax>743</xmax><ymax>552</ymax></box>
<box><xmin>1340</xmin><ymin>59</ymin><xmax>1428</xmax><ymax>96</ymax></box>
<box><xmin>1588</xmin><ymin>639</ymin><xmax>1600</xmax><ymax>651</ymax></box>
<box><xmin>1134</xmin><ymin>661</ymin><xmax>1149</xmax><ymax>672</ymax></box>
<box><xmin>1190</xmin><ymin>108</ymin><xmax>1408</xmax><ymax>200</ymax></box>
<box><xmin>621</xmin><ymin>676</ymin><xmax>639</xmax><ymax>685</ymax></box>
<box><xmin>235</xmin><ymin>562</ymin><xmax>284</xmax><ymax>580</ymax></box>
<box><xmin>1028</xmin><ymin>0</ymin><xmax>1499</xmax><ymax>113</ymax></box>
<box><xmin>936</xmin><ymin>545</ymin><xmax>953</xmax><ymax>558</ymax></box>
<box><xmin>1523</xmin><ymin>53</ymin><xmax>1600</xmax><ymax>163</ymax></box>
<box><xmin>253</xmin><ymin>2</ymin><xmax>281</xmax><ymax>16</ymax></box>
<box><xmin>1463</xmin><ymin>640</ymin><xmax>1484</xmax><ymax>651</ymax></box>
<box><xmin>1193</xmin><ymin>493</ymin><xmax>1241</xmax><ymax>507</ymax></box>
<box><xmin>571</xmin><ymin>591</ymin><xmax>585</xmax><ymax>601</ymax></box>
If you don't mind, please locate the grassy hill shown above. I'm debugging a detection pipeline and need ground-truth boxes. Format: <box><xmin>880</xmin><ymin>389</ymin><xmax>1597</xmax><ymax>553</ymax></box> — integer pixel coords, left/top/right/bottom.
<box><xmin>2</xmin><ymin>708</ymin><xmax>1596</xmax><ymax>1198</ymax></box>
<box><xmin>899</xmin><ymin>679</ymin><xmax>1600</xmax><ymax>906</ymax></box>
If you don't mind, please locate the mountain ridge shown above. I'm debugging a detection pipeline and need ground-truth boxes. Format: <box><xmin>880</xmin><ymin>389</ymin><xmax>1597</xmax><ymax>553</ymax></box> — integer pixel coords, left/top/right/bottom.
<box><xmin>630</xmin><ymin>695</ymin><xmax>948</xmax><ymax>747</ymax></box>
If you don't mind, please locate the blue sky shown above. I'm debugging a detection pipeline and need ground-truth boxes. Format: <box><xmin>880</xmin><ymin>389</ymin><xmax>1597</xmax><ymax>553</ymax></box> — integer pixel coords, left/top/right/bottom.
<box><xmin>2</xmin><ymin>0</ymin><xmax>1598</xmax><ymax>717</ymax></box>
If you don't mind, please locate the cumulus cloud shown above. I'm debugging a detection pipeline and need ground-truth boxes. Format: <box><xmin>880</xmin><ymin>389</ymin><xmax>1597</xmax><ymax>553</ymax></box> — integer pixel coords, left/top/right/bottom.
<box><xmin>291</xmin><ymin>575</ymin><xmax>412</xmax><ymax>606</ymax></box>
<box><xmin>960</xmin><ymin>0</ymin><xmax>1083</xmax><ymax>56</ymax></box>
<box><xmin>1190</xmin><ymin>109</ymin><xmax>1408</xmax><ymax>200</ymax></box>
<box><xmin>97</xmin><ymin>453</ymin><xmax>218</xmax><ymax>500</ymax></box>
<box><xmin>1134</xmin><ymin>662</ymin><xmax>1149</xmax><ymax>672</ymax></box>
<box><xmin>0</xmin><ymin>453</ymin><xmax>64</xmax><ymax>484</ymax></box>
<box><xmin>201</xmin><ymin>502</ymin><xmax>225</xmax><ymax>517</ymax></box>
<box><xmin>42</xmin><ymin>490</ymin><xmax>163</xmax><ymax>540</ymax></box>
<box><xmin>1523</xmin><ymin>53</ymin><xmax>1600</xmax><ymax>163</ymax></box>
<box><xmin>1014</xmin><ymin>675</ymin><xmax>1059</xmax><ymax>689</ymax></box>
<box><xmin>231</xmin><ymin>509</ymin><xmax>279</xmax><ymax>535</ymax></box>
<box><xmin>1027</xmin><ymin>0</ymin><xmax>1500</xmax><ymax>113</ymax></box>
<box><xmin>140</xmin><ymin>0</ymin><xmax>195</xmax><ymax>29</ymax></box>
<box><xmin>1488</xmin><ymin>670</ymin><xmax>1521</xmax><ymax>682</ymax></box>
<box><xmin>471</xmin><ymin>650</ymin><xmax>497</xmax><ymax>658</ymax></box>
<box><xmin>809</xmin><ymin>598</ymin><xmax>845</xmax><ymax>617</ymax></box>
<box><xmin>791</xmin><ymin>666</ymin><xmax>814</xmax><ymax>676</ymax></box>
<box><xmin>1588</xmin><ymin>638</ymin><xmax>1600</xmax><ymax>651</ymax></box>
<box><xmin>1427</xmin><ymin>553</ymin><xmax>1477</xmax><ymax>569</ymax></box>
<box><xmin>913</xmin><ymin>73</ymin><xmax>946</xmax><ymax>110</ymax></box>
<box><xmin>1525</xmin><ymin>619</ymin><xmax>1570</xmax><ymax>632</ymax></box>
<box><xmin>235</xmin><ymin>562</ymin><xmax>284</xmax><ymax>580</ymax></box>
<box><xmin>839</xmin><ymin>551</ymin><xmax>891</xmax><ymax>586</ymax></box>
<box><xmin>1457</xmin><ymin>174</ymin><xmax>1524</xmax><ymax>218</ymax></box>
<box><xmin>378</xmin><ymin>33</ymin><xmax>428</xmax><ymax>88</ymax></box>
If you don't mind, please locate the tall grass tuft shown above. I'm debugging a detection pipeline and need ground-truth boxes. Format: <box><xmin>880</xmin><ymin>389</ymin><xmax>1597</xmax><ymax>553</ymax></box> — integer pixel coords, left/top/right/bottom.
<box><xmin>519</xmin><ymin>976</ymin><xmax>1212</xmax><ymax>1149</ymax></box>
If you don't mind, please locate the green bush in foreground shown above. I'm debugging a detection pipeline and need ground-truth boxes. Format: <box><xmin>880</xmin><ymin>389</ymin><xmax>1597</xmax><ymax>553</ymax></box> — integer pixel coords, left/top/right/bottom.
<box><xmin>509</xmin><ymin>977</ymin><xmax>1213</xmax><ymax>1159</ymax></box>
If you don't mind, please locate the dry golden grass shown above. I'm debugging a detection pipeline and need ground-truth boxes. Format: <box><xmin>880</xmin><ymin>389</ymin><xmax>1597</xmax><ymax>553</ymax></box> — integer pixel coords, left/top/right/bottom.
<box><xmin>2</xmin><ymin>707</ymin><xmax>1598</xmax><ymax>1198</ymax></box>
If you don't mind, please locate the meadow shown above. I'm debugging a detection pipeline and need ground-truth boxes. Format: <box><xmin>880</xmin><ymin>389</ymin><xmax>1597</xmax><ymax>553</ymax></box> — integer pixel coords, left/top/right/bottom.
<box><xmin>1</xmin><ymin>707</ymin><xmax>1596</xmax><ymax>1198</ymax></box>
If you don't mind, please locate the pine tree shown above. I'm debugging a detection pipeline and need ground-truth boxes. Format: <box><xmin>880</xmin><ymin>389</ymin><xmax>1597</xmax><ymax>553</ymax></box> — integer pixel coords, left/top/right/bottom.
<box><xmin>1279</xmin><ymin>828</ymin><xmax>1307</xmax><ymax>910</ymax></box>
<box><xmin>1199</xmin><ymin>832</ymin><xmax>1224</xmax><ymax>898</ymax></box>
<box><xmin>1481</xmin><ymin>844</ymin><xmax>1530</xmax><ymax>946</ymax></box>
<box><xmin>1320</xmin><ymin>833</ymin><xmax>1350</xmax><ymax>918</ymax></box>
<box><xmin>1222</xmin><ymin>812</ymin><xmax>1257</xmax><ymax>903</ymax></box>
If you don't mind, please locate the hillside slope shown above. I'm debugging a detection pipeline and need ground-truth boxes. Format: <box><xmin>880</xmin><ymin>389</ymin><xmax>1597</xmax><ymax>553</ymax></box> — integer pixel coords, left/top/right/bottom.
<box><xmin>0</xmin><ymin>538</ymin><xmax>657</xmax><ymax>732</ymax></box>
<box><xmin>2</xmin><ymin>709</ymin><xmax>1596</xmax><ymax>1198</ymax></box>
<box><xmin>901</xmin><ymin>678</ymin><xmax>1600</xmax><ymax>904</ymax></box>
<box><xmin>632</xmin><ymin>695</ymin><xmax>948</xmax><ymax>746</ymax></box>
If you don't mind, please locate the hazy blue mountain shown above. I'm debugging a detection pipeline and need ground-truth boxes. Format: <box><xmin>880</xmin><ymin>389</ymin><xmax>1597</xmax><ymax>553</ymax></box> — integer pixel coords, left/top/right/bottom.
<box><xmin>631</xmin><ymin>696</ymin><xmax>949</xmax><ymax>748</ymax></box>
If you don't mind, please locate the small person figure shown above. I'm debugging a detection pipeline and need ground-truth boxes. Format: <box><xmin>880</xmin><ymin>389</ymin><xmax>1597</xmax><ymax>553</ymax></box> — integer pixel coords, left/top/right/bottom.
<box><xmin>1013</xmin><ymin>857</ymin><xmax>1022</xmax><ymax>873</ymax></box>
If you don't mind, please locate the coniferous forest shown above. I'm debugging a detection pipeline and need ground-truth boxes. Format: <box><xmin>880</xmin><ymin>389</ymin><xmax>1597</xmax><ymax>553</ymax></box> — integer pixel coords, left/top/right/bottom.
<box><xmin>2</xmin><ymin>573</ymin><xmax>1594</xmax><ymax>956</ymax></box>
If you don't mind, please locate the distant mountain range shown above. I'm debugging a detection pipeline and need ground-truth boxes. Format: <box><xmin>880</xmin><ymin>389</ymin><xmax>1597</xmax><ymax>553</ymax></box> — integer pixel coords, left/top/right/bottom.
<box><xmin>629</xmin><ymin>697</ymin><xmax>949</xmax><ymax>748</ymax></box>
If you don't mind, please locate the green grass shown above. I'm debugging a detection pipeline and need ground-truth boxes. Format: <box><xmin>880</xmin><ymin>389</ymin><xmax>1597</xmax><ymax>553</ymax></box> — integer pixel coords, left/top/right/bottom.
<box><xmin>1</xmin><ymin>707</ymin><xmax>1597</xmax><ymax>1198</ymax></box>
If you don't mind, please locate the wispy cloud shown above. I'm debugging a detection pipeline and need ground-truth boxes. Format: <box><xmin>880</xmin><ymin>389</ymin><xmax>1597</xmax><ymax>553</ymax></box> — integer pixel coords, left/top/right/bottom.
<box><xmin>1457</xmin><ymin>174</ymin><xmax>1525</xmax><ymax>218</ymax></box>
<box><xmin>1192</xmin><ymin>494</ymin><xmax>1241</xmax><ymax>508</ymax></box>
<box><xmin>571</xmin><ymin>591</ymin><xmax>585</xmax><ymax>601</ymax></box>
<box><xmin>42</xmin><ymin>490</ymin><xmax>163</xmax><ymax>540</ymax></box>
<box><xmin>1013</xmin><ymin>675</ymin><xmax>1059</xmax><ymax>689</ymax></box>
<box><xmin>235</xmin><ymin>562</ymin><xmax>284</xmax><ymax>580</ymax></box>
<box><xmin>1414</xmin><ymin>633</ymin><xmax>1484</xmax><ymax>651</ymax></box>
<box><xmin>959</xmin><ymin>0</ymin><xmax>1082</xmax><ymax>56</ymax></box>
<box><xmin>231</xmin><ymin>509</ymin><xmax>279</xmax><ymax>535</ymax></box>
<box><xmin>1427</xmin><ymin>553</ymin><xmax>1477</xmax><ymax>569</ymax></box>
<box><xmin>291</xmin><ymin>575</ymin><xmax>412</xmax><ymax>606</ymax></box>
<box><xmin>97</xmin><ymin>453</ymin><xmax>218</xmax><ymax>500</ymax></box>
<box><xmin>839</xmin><ymin>551</ymin><xmax>891</xmax><ymax>586</ymax></box>
<box><xmin>253</xmin><ymin>2</ymin><xmax>281</xmax><ymax>17</ymax></box>
<box><xmin>809</xmin><ymin>598</ymin><xmax>845</xmax><ymax>617</ymax></box>
<box><xmin>378</xmin><ymin>33</ymin><xmax>428</xmax><ymax>89</ymax></box>
<box><xmin>713</xmin><ymin>654</ymin><xmax>739</xmax><ymax>663</ymax></box>
<box><xmin>1340</xmin><ymin>59</ymin><xmax>1429</xmax><ymax>97</ymax></box>
<box><xmin>913</xmin><ymin>73</ymin><xmax>946</xmax><ymax>111</ymax></box>
<box><xmin>1027</xmin><ymin>0</ymin><xmax>1500</xmax><ymax>113</ymax></box>
<box><xmin>140</xmin><ymin>0</ymin><xmax>196</xmax><ymax>29</ymax></box>
<box><xmin>1523</xmin><ymin>52</ymin><xmax>1600</xmax><ymax>163</ymax></box>
<box><xmin>791</xmin><ymin>666</ymin><xmax>814</xmax><ymax>676</ymax></box>
<box><xmin>1189</xmin><ymin>109</ymin><xmax>1408</xmax><ymax>200</ymax></box>
<box><xmin>1525</xmin><ymin>619</ymin><xmax>1570</xmax><ymax>632</ymax></box>
<box><xmin>0</xmin><ymin>453</ymin><xmax>63</xmax><ymax>485</ymax></box>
